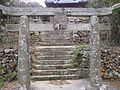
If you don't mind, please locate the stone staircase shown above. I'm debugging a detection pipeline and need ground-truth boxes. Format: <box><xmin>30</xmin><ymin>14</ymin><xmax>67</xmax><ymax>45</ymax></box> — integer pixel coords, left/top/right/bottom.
<box><xmin>31</xmin><ymin>31</ymin><xmax>87</xmax><ymax>81</ymax></box>
<box><xmin>35</xmin><ymin>31</ymin><xmax>78</xmax><ymax>46</ymax></box>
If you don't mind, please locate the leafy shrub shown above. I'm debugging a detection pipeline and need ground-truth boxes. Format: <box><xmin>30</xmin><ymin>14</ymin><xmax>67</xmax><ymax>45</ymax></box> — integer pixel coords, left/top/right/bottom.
<box><xmin>73</xmin><ymin>45</ymin><xmax>88</xmax><ymax>67</ymax></box>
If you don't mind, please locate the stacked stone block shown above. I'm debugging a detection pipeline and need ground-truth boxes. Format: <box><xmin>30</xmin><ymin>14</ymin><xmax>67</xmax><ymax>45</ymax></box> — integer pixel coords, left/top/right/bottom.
<box><xmin>30</xmin><ymin>31</ymin><xmax>82</xmax><ymax>81</ymax></box>
<box><xmin>30</xmin><ymin>29</ymin><xmax>114</xmax><ymax>81</ymax></box>
<box><xmin>0</xmin><ymin>49</ymin><xmax>18</xmax><ymax>82</ymax></box>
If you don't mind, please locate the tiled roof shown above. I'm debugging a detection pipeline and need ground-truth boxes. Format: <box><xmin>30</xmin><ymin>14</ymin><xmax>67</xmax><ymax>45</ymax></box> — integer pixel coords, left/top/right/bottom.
<box><xmin>45</xmin><ymin>0</ymin><xmax>89</xmax><ymax>3</ymax></box>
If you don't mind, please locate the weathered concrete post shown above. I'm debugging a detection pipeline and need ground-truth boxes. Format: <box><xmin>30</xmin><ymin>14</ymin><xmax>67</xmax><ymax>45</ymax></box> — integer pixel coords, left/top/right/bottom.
<box><xmin>88</xmin><ymin>16</ymin><xmax>102</xmax><ymax>90</ymax></box>
<box><xmin>18</xmin><ymin>15</ymin><xmax>30</xmax><ymax>90</ymax></box>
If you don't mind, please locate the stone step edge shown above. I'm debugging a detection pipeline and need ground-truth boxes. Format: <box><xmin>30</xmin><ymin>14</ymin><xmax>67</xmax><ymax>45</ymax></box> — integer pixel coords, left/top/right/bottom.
<box><xmin>31</xmin><ymin>74</ymin><xmax>80</xmax><ymax>78</ymax></box>
<box><xmin>31</xmin><ymin>69</ymin><xmax>78</xmax><ymax>72</ymax></box>
<box><xmin>35</xmin><ymin>51</ymin><xmax>74</xmax><ymax>54</ymax></box>
<box><xmin>31</xmin><ymin>60</ymin><xmax>73</xmax><ymax>62</ymax></box>
<box><xmin>32</xmin><ymin>59</ymin><xmax>73</xmax><ymax>62</ymax></box>
<box><xmin>36</xmin><ymin>55</ymin><xmax>74</xmax><ymax>58</ymax></box>
<box><xmin>31</xmin><ymin>64</ymin><xmax>75</xmax><ymax>70</ymax></box>
<box><xmin>35</xmin><ymin>59</ymin><xmax>74</xmax><ymax>61</ymax></box>
<box><xmin>31</xmin><ymin>69</ymin><xmax>90</xmax><ymax>75</ymax></box>
<box><xmin>35</xmin><ymin>46</ymin><xmax>76</xmax><ymax>49</ymax></box>
<box><xmin>32</xmin><ymin>64</ymin><xmax>74</xmax><ymax>67</ymax></box>
<box><xmin>31</xmin><ymin>69</ymin><xmax>78</xmax><ymax>75</ymax></box>
<box><xmin>34</xmin><ymin>44</ymin><xmax>80</xmax><ymax>46</ymax></box>
<box><xmin>36</xmin><ymin>56</ymin><xmax>74</xmax><ymax>60</ymax></box>
<box><xmin>31</xmin><ymin>60</ymin><xmax>74</xmax><ymax>65</ymax></box>
<box><xmin>31</xmin><ymin>76</ymin><xmax>80</xmax><ymax>81</ymax></box>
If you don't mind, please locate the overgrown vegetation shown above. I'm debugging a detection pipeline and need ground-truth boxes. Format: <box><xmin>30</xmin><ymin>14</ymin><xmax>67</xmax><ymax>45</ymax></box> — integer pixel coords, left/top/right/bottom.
<box><xmin>0</xmin><ymin>76</ymin><xmax>6</xmax><ymax>87</ymax></box>
<box><xmin>110</xmin><ymin>8</ymin><xmax>120</xmax><ymax>46</ymax></box>
<box><xmin>73</xmin><ymin>45</ymin><xmax>88</xmax><ymax>67</ymax></box>
<box><xmin>88</xmin><ymin>0</ymin><xmax>120</xmax><ymax>46</ymax></box>
<box><xmin>0</xmin><ymin>64</ymin><xmax>6</xmax><ymax>87</ymax></box>
<box><xmin>0</xmin><ymin>63</ymin><xmax>17</xmax><ymax>87</ymax></box>
<box><xmin>105</xmin><ymin>0</ymin><xmax>120</xmax><ymax>46</ymax></box>
<box><xmin>0</xmin><ymin>0</ymin><xmax>10</xmax><ymax>6</ymax></box>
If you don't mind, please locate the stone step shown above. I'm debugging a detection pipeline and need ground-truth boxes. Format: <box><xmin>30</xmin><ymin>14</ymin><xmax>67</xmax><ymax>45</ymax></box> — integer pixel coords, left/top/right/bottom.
<box><xmin>32</xmin><ymin>60</ymin><xmax>73</xmax><ymax>65</ymax></box>
<box><xmin>32</xmin><ymin>64</ymin><xmax>74</xmax><ymax>70</ymax></box>
<box><xmin>40</xmin><ymin>40</ymin><xmax>73</xmax><ymax>45</ymax></box>
<box><xmin>41</xmin><ymin>39</ymin><xmax>72</xmax><ymax>42</ymax></box>
<box><xmin>35</xmin><ymin>46</ymin><xmax>76</xmax><ymax>51</ymax></box>
<box><xmin>31</xmin><ymin>69</ymin><xmax>79</xmax><ymax>76</ymax></box>
<box><xmin>40</xmin><ymin>31</ymin><xmax>72</xmax><ymax>40</ymax></box>
<box><xmin>40</xmin><ymin>30</ymin><xmax>72</xmax><ymax>34</ymax></box>
<box><xmin>36</xmin><ymin>55</ymin><xmax>74</xmax><ymax>60</ymax></box>
<box><xmin>31</xmin><ymin>74</ymin><xmax>80</xmax><ymax>81</ymax></box>
<box><xmin>35</xmin><ymin>51</ymin><xmax>74</xmax><ymax>56</ymax></box>
<box><xmin>41</xmin><ymin>37</ymin><xmax>72</xmax><ymax>40</ymax></box>
<box><xmin>35</xmin><ymin>42</ymin><xmax>79</xmax><ymax>46</ymax></box>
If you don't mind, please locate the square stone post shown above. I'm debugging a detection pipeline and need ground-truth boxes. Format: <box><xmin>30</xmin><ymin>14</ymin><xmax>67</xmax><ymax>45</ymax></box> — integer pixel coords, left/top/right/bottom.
<box><xmin>18</xmin><ymin>15</ymin><xmax>30</xmax><ymax>90</ymax></box>
<box><xmin>88</xmin><ymin>16</ymin><xmax>102</xmax><ymax>90</ymax></box>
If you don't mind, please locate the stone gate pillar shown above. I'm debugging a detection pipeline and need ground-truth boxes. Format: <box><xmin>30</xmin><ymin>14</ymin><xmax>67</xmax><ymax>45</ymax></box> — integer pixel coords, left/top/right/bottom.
<box><xmin>89</xmin><ymin>16</ymin><xmax>102</xmax><ymax>89</ymax></box>
<box><xmin>18</xmin><ymin>15</ymin><xmax>30</xmax><ymax>90</ymax></box>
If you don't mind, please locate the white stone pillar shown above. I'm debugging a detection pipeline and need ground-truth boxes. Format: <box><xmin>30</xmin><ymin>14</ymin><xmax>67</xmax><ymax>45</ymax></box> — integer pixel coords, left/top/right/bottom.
<box><xmin>18</xmin><ymin>15</ymin><xmax>30</xmax><ymax>90</ymax></box>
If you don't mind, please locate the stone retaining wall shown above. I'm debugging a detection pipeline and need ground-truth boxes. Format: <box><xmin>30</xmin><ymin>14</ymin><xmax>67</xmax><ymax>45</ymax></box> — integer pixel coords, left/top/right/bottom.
<box><xmin>81</xmin><ymin>47</ymin><xmax>120</xmax><ymax>79</ymax></box>
<box><xmin>0</xmin><ymin>47</ymin><xmax>119</xmax><ymax>82</ymax></box>
<box><xmin>0</xmin><ymin>27</ymin><xmax>18</xmax><ymax>49</ymax></box>
<box><xmin>30</xmin><ymin>30</ymin><xmax>110</xmax><ymax>46</ymax></box>
<box><xmin>0</xmin><ymin>49</ymin><xmax>18</xmax><ymax>82</ymax></box>
<box><xmin>101</xmin><ymin>47</ymin><xmax>120</xmax><ymax>79</ymax></box>
<box><xmin>0</xmin><ymin>27</ymin><xmax>119</xmax><ymax>80</ymax></box>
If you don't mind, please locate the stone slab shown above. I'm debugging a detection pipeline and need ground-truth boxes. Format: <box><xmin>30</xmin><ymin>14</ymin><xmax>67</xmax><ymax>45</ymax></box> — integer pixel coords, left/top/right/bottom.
<box><xmin>30</xmin><ymin>80</ymin><xmax>119</xmax><ymax>90</ymax></box>
<box><xmin>6</xmin><ymin>23</ymin><xmax>111</xmax><ymax>31</ymax></box>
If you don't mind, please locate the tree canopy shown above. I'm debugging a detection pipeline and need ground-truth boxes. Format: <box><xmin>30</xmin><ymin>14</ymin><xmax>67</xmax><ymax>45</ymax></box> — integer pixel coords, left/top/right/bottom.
<box><xmin>89</xmin><ymin>0</ymin><xmax>120</xmax><ymax>46</ymax></box>
<box><xmin>0</xmin><ymin>0</ymin><xmax>10</xmax><ymax>5</ymax></box>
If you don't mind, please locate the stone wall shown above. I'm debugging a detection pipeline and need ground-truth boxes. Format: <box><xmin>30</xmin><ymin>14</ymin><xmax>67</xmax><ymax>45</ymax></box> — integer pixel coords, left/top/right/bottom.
<box><xmin>0</xmin><ymin>26</ymin><xmax>119</xmax><ymax>81</ymax></box>
<box><xmin>0</xmin><ymin>46</ymin><xmax>119</xmax><ymax>82</ymax></box>
<box><xmin>0</xmin><ymin>49</ymin><xmax>18</xmax><ymax>82</ymax></box>
<box><xmin>0</xmin><ymin>26</ymin><xmax>18</xmax><ymax>49</ymax></box>
<box><xmin>0</xmin><ymin>29</ymin><xmax>116</xmax><ymax>54</ymax></box>
<box><xmin>101</xmin><ymin>47</ymin><xmax>120</xmax><ymax>79</ymax></box>
<box><xmin>0</xmin><ymin>27</ymin><xmax>18</xmax><ymax>84</ymax></box>
<box><xmin>30</xmin><ymin>30</ymin><xmax>110</xmax><ymax>46</ymax></box>
<box><xmin>81</xmin><ymin>47</ymin><xmax>120</xmax><ymax>79</ymax></box>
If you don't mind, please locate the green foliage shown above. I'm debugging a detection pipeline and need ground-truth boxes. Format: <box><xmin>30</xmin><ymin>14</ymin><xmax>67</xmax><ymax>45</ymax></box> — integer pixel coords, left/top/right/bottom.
<box><xmin>88</xmin><ymin>0</ymin><xmax>120</xmax><ymax>46</ymax></box>
<box><xmin>110</xmin><ymin>8</ymin><xmax>120</xmax><ymax>45</ymax></box>
<box><xmin>88</xmin><ymin>0</ymin><xmax>120</xmax><ymax>8</ymax></box>
<box><xmin>9</xmin><ymin>72</ymin><xmax>17</xmax><ymax>78</ymax></box>
<box><xmin>0</xmin><ymin>69</ymin><xmax>5</xmax><ymax>74</ymax></box>
<box><xmin>87</xmin><ymin>0</ymin><xmax>105</xmax><ymax>8</ymax></box>
<box><xmin>0</xmin><ymin>64</ymin><xmax>5</xmax><ymax>75</ymax></box>
<box><xmin>0</xmin><ymin>62</ymin><xmax>17</xmax><ymax>87</ymax></box>
<box><xmin>74</xmin><ymin>45</ymin><xmax>88</xmax><ymax>56</ymax></box>
<box><xmin>104</xmin><ymin>0</ymin><xmax>120</xmax><ymax>6</ymax></box>
<box><xmin>106</xmin><ymin>0</ymin><xmax>120</xmax><ymax>45</ymax></box>
<box><xmin>0</xmin><ymin>64</ymin><xmax>5</xmax><ymax>87</ymax></box>
<box><xmin>73</xmin><ymin>45</ymin><xmax>88</xmax><ymax>67</ymax></box>
<box><xmin>0</xmin><ymin>76</ymin><xmax>6</xmax><ymax>87</ymax></box>
<box><xmin>0</xmin><ymin>0</ymin><xmax>10</xmax><ymax>5</ymax></box>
